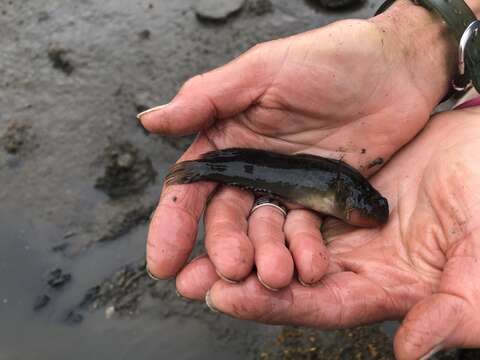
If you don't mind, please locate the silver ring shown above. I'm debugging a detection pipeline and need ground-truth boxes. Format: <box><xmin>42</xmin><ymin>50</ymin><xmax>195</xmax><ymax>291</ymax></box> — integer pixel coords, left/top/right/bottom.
<box><xmin>250</xmin><ymin>196</ymin><xmax>287</xmax><ymax>217</ymax></box>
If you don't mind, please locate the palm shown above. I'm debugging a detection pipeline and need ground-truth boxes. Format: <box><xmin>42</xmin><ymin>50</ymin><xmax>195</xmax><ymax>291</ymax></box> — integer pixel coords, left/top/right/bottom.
<box><xmin>142</xmin><ymin>17</ymin><xmax>449</xmax><ymax>289</ymax></box>
<box><xmin>202</xmin><ymin>20</ymin><xmax>433</xmax><ymax>174</ymax></box>
<box><xmin>323</xmin><ymin>109</ymin><xmax>480</xmax><ymax>319</ymax></box>
<box><xmin>185</xmin><ymin>110</ymin><xmax>480</xmax><ymax>359</ymax></box>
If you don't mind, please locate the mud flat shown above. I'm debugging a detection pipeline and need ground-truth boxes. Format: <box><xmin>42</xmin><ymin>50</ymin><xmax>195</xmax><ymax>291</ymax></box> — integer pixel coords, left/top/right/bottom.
<box><xmin>1</xmin><ymin>0</ymin><xmax>478</xmax><ymax>359</ymax></box>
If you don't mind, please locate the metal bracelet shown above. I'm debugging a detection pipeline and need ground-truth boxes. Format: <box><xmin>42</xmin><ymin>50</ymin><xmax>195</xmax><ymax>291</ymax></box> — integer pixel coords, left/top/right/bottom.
<box><xmin>453</xmin><ymin>20</ymin><xmax>480</xmax><ymax>91</ymax></box>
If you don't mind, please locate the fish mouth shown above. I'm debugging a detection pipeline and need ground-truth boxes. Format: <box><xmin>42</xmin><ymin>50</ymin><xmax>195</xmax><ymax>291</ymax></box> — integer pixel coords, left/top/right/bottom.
<box><xmin>348</xmin><ymin>209</ymin><xmax>383</xmax><ymax>227</ymax></box>
<box><xmin>347</xmin><ymin>201</ymin><xmax>389</xmax><ymax>227</ymax></box>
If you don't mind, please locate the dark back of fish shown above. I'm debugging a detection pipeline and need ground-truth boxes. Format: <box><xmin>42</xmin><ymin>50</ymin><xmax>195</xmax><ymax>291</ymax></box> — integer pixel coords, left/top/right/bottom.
<box><xmin>166</xmin><ymin>148</ymin><xmax>389</xmax><ymax>227</ymax></box>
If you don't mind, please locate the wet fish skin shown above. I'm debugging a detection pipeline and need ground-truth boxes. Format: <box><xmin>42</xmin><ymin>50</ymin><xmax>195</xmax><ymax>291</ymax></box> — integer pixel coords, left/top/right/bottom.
<box><xmin>165</xmin><ymin>148</ymin><xmax>389</xmax><ymax>227</ymax></box>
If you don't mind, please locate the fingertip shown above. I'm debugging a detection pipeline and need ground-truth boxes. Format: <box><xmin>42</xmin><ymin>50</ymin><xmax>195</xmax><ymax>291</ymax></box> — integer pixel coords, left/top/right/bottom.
<box><xmin>216</xmin><ymin>269</ymin><xmax>240</xmax><ymax>284</ymax></box>
<box><xmin>208</xmin><ymin>274</ymin><xmax>295</xmax><ymax>322</ymax></box>
<box><xmin>208</xmin><ymin>275</ymin><xmax>270</xmax><ymax>320</ymax></box>
<box><xmin>392</xmin><ymin>293</ymin><xmax>464</xmax><ymax>360</ymax></box>
<box><xmin>146</xmin><ymin>209</ymin><xmax>195</xmax><ymax>279</ymax></box>
<box><xmin>176</xmin><ymin>255</ymin><xmax>219</xmax><ymax>300</ymax></box>
<box><xmin>256</xmin><ymin>243</ymin><xmax>294</xmax><ymax>290</ymax></box>
<box><xmin>137</xmin><ymin>104</ymin><xmax>170</xmax><ymax>133</ymax></box>
<box><xmin>210</xmin><ymin>240</ymin><xmax>255</xmax><ymax>282</ymax></box>
<box><xmin>257</xmin><ymin>272</ymin><xmax>279</xmax><ymax>292</ymax></box>
<box><xmin>205</xmin><ymin>186</ymin><xmax>255</xmax><ymax>282</ymax></box>
<box><xmin>285</xmin><ymin>210</ymin><xmax>329</xmax><ymax>285</ymax></box>
<box><xmin>294</xmin><ymin>245</ymin><xmax>329</xmax><ymax>285</ymax></box>
<box><xmin>146</xmin><ymin>252</ymin><xmax>180</xmax><ymax>280</ymax></box>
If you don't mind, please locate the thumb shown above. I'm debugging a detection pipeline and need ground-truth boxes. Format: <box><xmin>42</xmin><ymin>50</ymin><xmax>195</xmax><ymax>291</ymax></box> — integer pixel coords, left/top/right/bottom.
<box><xmin>138</xmin><ymin>45</ymin><xmax>272</xmax><ymax>136</ymax></box>
<box><xmin>394</xmin><ymin>293</ymin><xmax>472</xmax><ymax>359</ymax></box>
<box><xmin>395</xmin><ymin>247</ymin><xmax>480</xmax><ymax>359</ymax></box>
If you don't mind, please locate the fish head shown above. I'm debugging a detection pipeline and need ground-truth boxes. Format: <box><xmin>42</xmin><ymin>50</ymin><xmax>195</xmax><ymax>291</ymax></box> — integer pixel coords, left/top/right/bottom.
<box><xmin>344</xmin><ymin>190</ymin><xmax>389</xmax><ymax>227</ymax></box>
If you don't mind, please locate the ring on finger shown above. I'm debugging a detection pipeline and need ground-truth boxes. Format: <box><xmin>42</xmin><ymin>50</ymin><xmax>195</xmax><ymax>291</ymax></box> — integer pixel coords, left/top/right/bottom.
<box><xmin>250</xmin><ymin>196</ymin><xmax>287</xmax><ymax>217</ymax></box>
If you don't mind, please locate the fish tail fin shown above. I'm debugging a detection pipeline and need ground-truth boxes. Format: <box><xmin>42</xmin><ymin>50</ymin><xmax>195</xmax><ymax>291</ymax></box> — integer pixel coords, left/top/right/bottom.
<box><xmin>165</xmin><ymin>160</ymin><xmax>210</xmax><ymax>185</ymax></box>
<box><xmin>165</xmin><ymin>148</ymin><xmax>254</xmax><ymax>186</ymax></box>
<box><xmin>199</xmin><ymin>148</ymin><xmax>250</xmax><ymax>162</ymax></box>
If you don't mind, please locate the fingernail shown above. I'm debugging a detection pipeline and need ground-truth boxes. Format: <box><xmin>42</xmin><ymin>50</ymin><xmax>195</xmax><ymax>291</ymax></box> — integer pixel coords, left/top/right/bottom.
<box><xmin>145</xmin><ymin>265</ymin><xmax>162</xmax><ymax>281</ymax></box>
<box><xmin>419</xmin><ymin>345</ymin><xmax>443</xmax><ymax>360</ymax></box>
<box><xmin>257</xmin><ymin>272</ymin><xmax>279</xmax><ymax>292</ymax></box>
<box><xmin>175</xmin><ymin>289</ymin><xmax>190</xmax><ymax>301</ymax></box>
<box><xmin>298</xmin><ymin>277</ymin><xmax>314</xmax><ymax>287</ymax></box>
<box><xmin>189</xmin><ymin>253</ymin><xmax>208</xmax><ymax>264</ymax></box>
<box><xmin>136</xmin><ymin>104</ymin><xmax>169</xmax><ymax>120</ymax></box>
<box><xmin>205</xmin><ymin>290</ymin><xmax>219</xmax><ymax>313</ymax></box>
<box><xmin>216</xmin><ymin>269</ymin><xmax>239</xmax><ymax>284</ymax></box>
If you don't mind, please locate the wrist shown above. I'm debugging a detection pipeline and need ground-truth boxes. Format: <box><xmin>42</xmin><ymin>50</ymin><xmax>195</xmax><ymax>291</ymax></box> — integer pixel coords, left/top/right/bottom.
<box><xmin>370</xmin><ymin>0</ymin><xmax>461</xmax><ymax>106</ymax></box>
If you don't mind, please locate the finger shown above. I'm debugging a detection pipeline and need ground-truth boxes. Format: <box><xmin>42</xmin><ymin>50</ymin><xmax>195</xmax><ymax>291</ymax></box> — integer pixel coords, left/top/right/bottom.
<box><xmin>138</xmin><ymin>46</ymin><xmax>271</xmax><ymax>135</ymax></box>
<box><xmin>248</xmin><ymin>205</ymin><xmax>293</xmax><ymax>290</ymax></box>
<box><xmin>204</xmin><ymin>186</ymin><xmax>255</xmax><ymax>282</ymax></box>
<box><xmin>146</xmin><ymin>134</ymin><xmax>216</xmax><ymax>279</ymax></box>
<box><xmin>393</xmin><ymin>293</ymin><xmax>473</xmax><ymax>360</ymax></box>
<box><xmin>207</xmin><ymin>271</ymin><xmax>401</xmax><ymax>327</ymax></box>
<box><xmin>176</xmin><ymin>255</ymin><xmax>219</xmax><ymax>300</ymax></box>
<box><xmin>394</xmin><ymin>255</ymin><xmax>480</xmax><ymax>359</ymax></box>
<box><xmin>284</xmin><ymin>210</ymin><xmax>329</xmax><ymax>285</ymax></box>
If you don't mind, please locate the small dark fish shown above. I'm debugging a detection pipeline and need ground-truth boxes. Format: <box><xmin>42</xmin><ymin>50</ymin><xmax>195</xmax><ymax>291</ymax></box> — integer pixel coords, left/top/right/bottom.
<box><xmin>165</xmin><ymin>148</ymin><xmax>389</xmax><ymax>227</ymax></box>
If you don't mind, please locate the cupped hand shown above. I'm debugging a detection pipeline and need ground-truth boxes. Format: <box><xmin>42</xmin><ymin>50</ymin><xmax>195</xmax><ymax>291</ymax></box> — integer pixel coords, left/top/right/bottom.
<box><xmin>141</xmin><ymin>1</ymin><xmax>454</xmax><ymax>288</ymax></box>
<box><xmin>176</xmin><ymin>107</ymin><xmax>480</xmax><ymax>359</ymax></box>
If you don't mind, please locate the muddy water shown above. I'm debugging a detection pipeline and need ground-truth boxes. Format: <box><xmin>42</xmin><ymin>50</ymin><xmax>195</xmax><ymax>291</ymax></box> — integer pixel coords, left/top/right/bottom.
<box><xmin>0</xmin><ymin>0</ymin><xmax>407</xmax><ymax>359</ymax></box>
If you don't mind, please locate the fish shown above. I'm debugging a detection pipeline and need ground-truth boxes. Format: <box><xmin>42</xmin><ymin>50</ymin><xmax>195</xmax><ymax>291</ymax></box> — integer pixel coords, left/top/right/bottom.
<box><xmin>165</xmin><ymin>148</ymin><xmax>389</xmax><ymax>227</ymax></box>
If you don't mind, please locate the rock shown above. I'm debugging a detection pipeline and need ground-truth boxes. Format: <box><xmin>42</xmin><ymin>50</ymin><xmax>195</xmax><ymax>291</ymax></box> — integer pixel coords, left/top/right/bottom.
<box><xmin>247</xmin><ymin>0</ymin><xmax>273</xmax><ymax>15</ymax></box>
<box><xmin>105</xmin><ymin>305</ymin><xmax>115</xmax><ymax>319</ymax></box>
<box><xmin>75</xmin><ymin>260</ymin><xmax>151</xmax><ymax>316</ymax></box>
<box><xmin>194</xmin><ymin>0</ymin><xmax>245</xmax><ymax>22</ymax></box>
<box><xmin>33</xmin><ymin>294</ymin><xmax>50</xmax><ymax>311</ymax></box>
<box><xmin>47</xmin><ymin>268</ymin><xmax>72</xmax><ymax>289</ymax></box>
<box><xmin>47</xmin><ymin>43</ymin><xmax>74</xmax><ymax>75</ymax></box>
<box><xmin>94</xmin><ymin>142</ymin><xmax>157</xmax><ymax>198</ymax></box>
<box><xmin>116</xmin><ymin>152</ymin><xmax>135</xmax><ymax>169</ymax></box>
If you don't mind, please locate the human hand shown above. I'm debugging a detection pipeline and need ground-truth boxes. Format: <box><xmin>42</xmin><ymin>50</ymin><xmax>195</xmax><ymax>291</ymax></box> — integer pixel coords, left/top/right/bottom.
<box><xmin>175</xmin><ymin>107</ymin><xmax>480</xmax><ymax>359</ymax></box>
<box><xmin>141</xmin><ymin>0</ymin><xmax>456</xmax><ymax>288</ymax></box>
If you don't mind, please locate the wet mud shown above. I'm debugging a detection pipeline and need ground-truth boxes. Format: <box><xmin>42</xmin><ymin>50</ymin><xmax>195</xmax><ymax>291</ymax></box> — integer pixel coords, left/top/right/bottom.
<box><xmin>95</xmin><ymin>141</ymin><xmax>157</xmax><ymax>198</ymax></box>
<box><xmin>1</xmin><ymin>120</ymin><xmax>35</xmax><ymax>154</ymax></box>
<box><xmin>2</xmin><ymin>0</ymin><xmax>479</xmax><ymax>359</ymax></box>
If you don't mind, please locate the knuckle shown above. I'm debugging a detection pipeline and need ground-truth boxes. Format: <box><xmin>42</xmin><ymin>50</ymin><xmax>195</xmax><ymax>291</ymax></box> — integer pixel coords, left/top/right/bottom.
<box><xmin>208</xmin><ymin>240</ymin><xmax>253</xmax><ymax>277</ymax></box>
<box><xmin>180</xmin><ymin>74</ymin><xmax>204</xmax><ymax>93</ymax></box>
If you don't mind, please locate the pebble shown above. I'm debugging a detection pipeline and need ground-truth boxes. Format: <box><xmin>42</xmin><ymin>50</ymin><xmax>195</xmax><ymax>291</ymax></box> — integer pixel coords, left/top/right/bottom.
<box><xmin>194</xmin><ymin>0</ymin><xmax>245</xmax><ymax>21</ymax></box>
<box><xmin>116</xmin><ymin>153</ymin><xmax>135</xmax><ymax>169</ymax></box>
<box><xmin>105</xmin><ymin>306</ymin><xmax>115</xmax><ymax>319</ymax></box>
